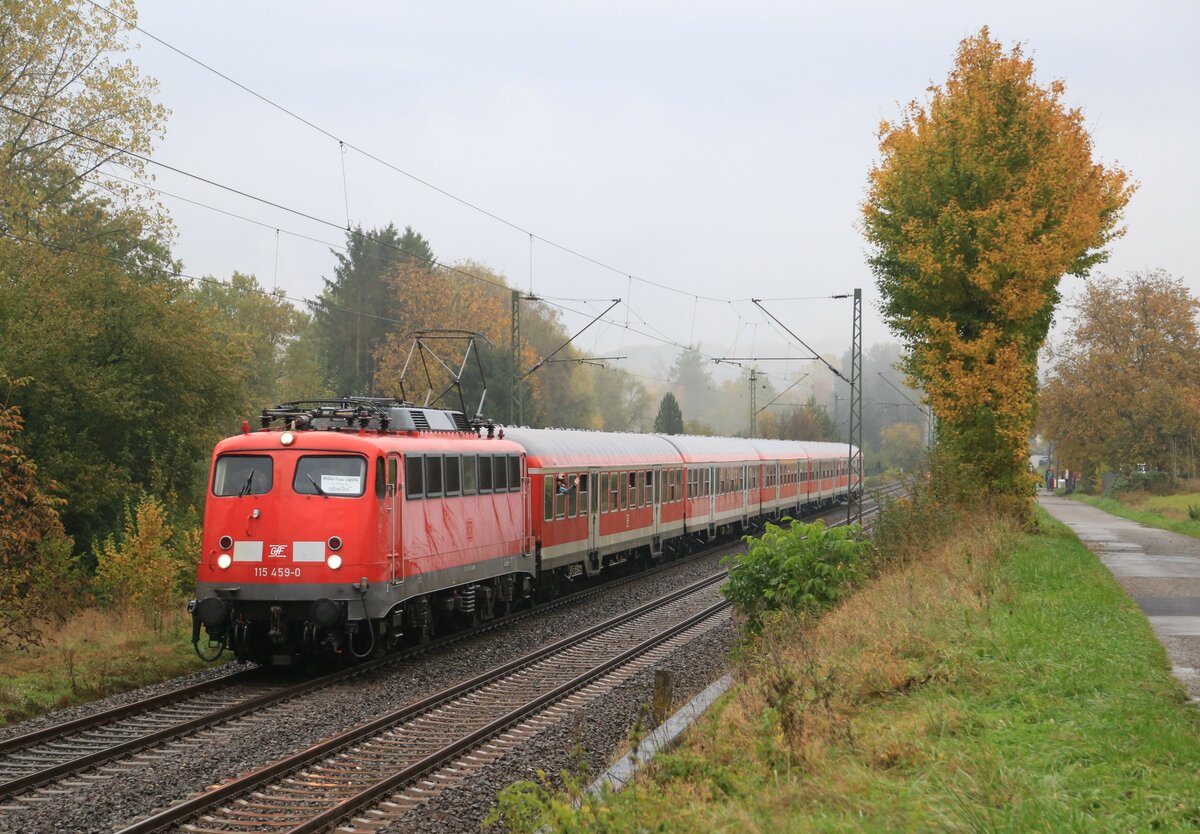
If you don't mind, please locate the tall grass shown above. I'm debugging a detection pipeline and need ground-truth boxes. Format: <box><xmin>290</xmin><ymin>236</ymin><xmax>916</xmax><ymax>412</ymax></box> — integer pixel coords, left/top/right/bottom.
<box><xmin>488</xmin><ymin>505</ymin><xmax>1200</xmax><ymax>832</ymax></box>
<box><xmin>0</xmin><ymin>606</ymin><xmax>207</xmax><ymax>726</ymax></box>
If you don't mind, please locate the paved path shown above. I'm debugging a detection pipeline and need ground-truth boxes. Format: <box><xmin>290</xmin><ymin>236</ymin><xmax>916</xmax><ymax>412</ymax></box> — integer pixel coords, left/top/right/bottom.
<box><xmin>1040</xmin><ymin>493</ymin><xmax>1200</xmax><ymax>701</ymax></box>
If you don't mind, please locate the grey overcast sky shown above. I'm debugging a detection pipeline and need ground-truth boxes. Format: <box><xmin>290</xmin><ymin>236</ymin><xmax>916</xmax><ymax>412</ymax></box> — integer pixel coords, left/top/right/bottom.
<box><xmin>130</xmin><ymin>0</ymin><xmax>1198</xmax><ymax>379</ymax></box>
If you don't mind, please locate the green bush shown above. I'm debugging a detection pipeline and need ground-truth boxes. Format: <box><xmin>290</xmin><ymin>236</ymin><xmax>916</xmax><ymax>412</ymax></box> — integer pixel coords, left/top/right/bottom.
<box><xmin>1109</xmin><ymin>470</ymin><xmax>1174</xmax><ymax>495</ymax></box>
<box><xmin>721</xmin><ymin>519</ymin><xmax>868</xmax><ymax>631</ymax></box>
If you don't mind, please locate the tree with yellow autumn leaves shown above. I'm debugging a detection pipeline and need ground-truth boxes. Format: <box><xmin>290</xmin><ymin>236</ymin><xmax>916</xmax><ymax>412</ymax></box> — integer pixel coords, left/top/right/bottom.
<box><xmin>862</xmin><ymin>27</ymin><xmax>1133</xmax><ymax>514</ymax></box>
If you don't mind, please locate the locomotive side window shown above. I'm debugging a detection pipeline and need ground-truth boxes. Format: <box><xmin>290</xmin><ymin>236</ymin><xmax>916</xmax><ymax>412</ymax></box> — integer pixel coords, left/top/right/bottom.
<box><xmin>293</xmin><ymin>456</ymin><xmax>366</xmax><ymax>497</ymax></box>
<box><xmin>508</xmin><ymin>456</ymin><xmax>521</xmax><ymax>491</ymax></box>
<box><xmin>213</xmin><ymin>455</ymin><xmax>273</xmax><ymax>496</ymax></box>
<box><xmin>405</xmin><ymin>456</ymin><xmax>423</xmax><ymax>498</ymax></box>
<box><xmin>463</xmin><ymin>455</ymin><xmax>477</xmax><ymax>495</ymax></box>
<box><xmin>425</xmin><ymin>455</ymin><xmax>444</xmax><ymax>497</ymax></box>
<box><xmin>493</xmin><ymin>456</ymin><xmax>507</xmax><ymax>492</ymax></box>
<box><xmin>444</xmin><ymin>456</ymin><xmax>462</xmax><ymax>496</ymax></box>
<box><xmin>478</xmin><ymin>455</ymin><xmax>493</xmax><ymax>492</ymax></box>
<box><xmin>375</xmin><ymin>456</ymin><xmax>386</xmax><ymax>498</ymax></box>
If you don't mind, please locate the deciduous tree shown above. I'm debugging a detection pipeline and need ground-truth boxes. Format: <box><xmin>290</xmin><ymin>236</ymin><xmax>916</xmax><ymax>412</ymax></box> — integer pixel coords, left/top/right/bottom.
<box><xmin>862</xmin><ymin>27</ymin><xmax>1133</xmax><ymax>513</ymax></box>
<box><xmin>1040</xmin><ymin>271</ymin><xmax>1200</xmax><ymax>478</ymax></box>
<box><xmin>312</xmin><ymin>225</ymin><xmax>433</xmax><ymax>396</ymax></box>
<box><xmin>1</xmin><ymin>0</ymin><xmax>168</xmax><ymax>235</ymax></box>
<box><xmin>0</xmin><ymin>378</ymin><xmax>78</xmax><ymax>647</ymax></box>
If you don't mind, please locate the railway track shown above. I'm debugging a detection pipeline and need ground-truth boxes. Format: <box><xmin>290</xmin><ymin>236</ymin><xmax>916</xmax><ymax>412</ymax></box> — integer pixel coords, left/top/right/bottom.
<box><xmin>0</xmin><ymin>483</ymin><xmax>900</xmax><ymax>813</ymax></box>
<box><xmin>118</xmin><ymin>572</ymin><xmax>729</xmax><ymax>834</ymax></box>
<box><xmin>0</xmin><ymin>543</ymin><xmax>729</xmax><ymax>805</ymax></box>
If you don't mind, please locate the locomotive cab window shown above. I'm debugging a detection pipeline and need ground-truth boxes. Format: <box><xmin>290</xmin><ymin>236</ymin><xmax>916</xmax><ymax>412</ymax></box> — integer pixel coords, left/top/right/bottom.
<box><xmin>293</xmin><ymin>456</ymin><xmax>366</xmax><ymax>497</ymax></box>
<box><xmin>508</xmin><ymin>456</ymin><xmax>521</xmax><ymax>492</ymax></box>
<box><xmin>493</xmin><ymin>456</ymin><xmax>507</xmax><ymax>492</ymax></box>
<box><xmin>213</xmin><ymin>454</ymin><xmax>273</xmax><ymax>496</ymax></box>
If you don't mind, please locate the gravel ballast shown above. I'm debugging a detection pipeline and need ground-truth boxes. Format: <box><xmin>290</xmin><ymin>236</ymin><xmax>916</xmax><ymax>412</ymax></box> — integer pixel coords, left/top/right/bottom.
<box><xmin>0</xmin><ymin>551</ymin><xmax>732</xmax><ymax>834</ymax></box>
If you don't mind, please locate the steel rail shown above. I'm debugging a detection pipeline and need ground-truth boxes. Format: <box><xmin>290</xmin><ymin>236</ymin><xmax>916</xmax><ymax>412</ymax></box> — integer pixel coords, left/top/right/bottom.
<box><xmin>290</xmin><ymin>601</ymin><xmax>730</xmax><ymax>834</ymax></box>
<box><xmin>116</xmin><ymin>572</ymin><xmax>729</xmax><ymax>833</ymax></box>
<box><xmin>0</xmin><ymin>481</ymin><xmax>897</xmax><ymax>802</ymax></box>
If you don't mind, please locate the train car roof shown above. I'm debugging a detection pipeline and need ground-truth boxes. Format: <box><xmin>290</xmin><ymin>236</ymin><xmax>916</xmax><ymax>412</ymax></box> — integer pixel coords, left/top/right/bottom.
<box><xmin>501</xmin><ymin>427</ymin><xmax>681</xmax><ymax>468</ymax></box>
<box><xmin>504</xmin><ymin>427</ymin><xmax>857</xmax><ymax>469</ymax></box>
<box><xmin>746</xmin><ymin>438</ymin><xmax>858</xmax><ymax>460</ymax></box>
<box><xmin>655</xmin><ymin>433</ymin><xmax>763</xmax><ymax>462</ymax></box>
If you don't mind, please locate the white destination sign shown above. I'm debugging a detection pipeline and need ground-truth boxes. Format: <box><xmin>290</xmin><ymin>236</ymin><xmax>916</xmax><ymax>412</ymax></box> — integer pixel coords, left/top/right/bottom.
<box><xmin>321</xmin><ymin>474</ymin><xmax>361</xmax><ymax>494</ymax></box>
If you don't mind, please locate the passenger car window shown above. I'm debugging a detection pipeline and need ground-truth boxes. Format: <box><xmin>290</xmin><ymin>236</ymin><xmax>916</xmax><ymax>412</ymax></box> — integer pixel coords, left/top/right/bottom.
<box><xmin>213</xmin><ymin>455</ymin><xmax>273</xmax><ymax>496</ymax></box>
<box><xmin>293</xmin><ymin>456</ymin><xmax>366</xmax><ymax>497</ymax></box>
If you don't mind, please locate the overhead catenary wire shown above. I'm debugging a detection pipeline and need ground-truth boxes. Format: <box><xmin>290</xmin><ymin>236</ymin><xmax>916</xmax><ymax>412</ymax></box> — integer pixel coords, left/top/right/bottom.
<box><xmin>1</xmin><ymin>229</ymin><xmax>412</xmax><ymax>329</ymax></box>
<box><xmin>18</xmin><ymin>10</ymin><xmax>863</xmax><ymax>369</ymax></box>
<box><xmin>4</xmin><ymin>228</ymin><xmax>683</xmax><ymax>397</ymax></box>
<box><xmin>47</xmin><ymin>105</ymin><xmax>746</xmax><ymax>361</ymax></box>
<box><xmin>1</xmin><ymin>102</ymin><xmax>514</xmax><ymax>295</ymax></box>
<box><xmin>83</xmin><ymin>0</ymin><xmax>740</xmax><ymax>306</ymax></box>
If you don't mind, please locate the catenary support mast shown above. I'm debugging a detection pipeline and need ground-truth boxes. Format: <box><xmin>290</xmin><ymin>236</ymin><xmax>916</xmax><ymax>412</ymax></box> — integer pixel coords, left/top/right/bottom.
<box><xmin>848</xmin><ymin>288</ymin><xmax>863</xmax><ymax>526</ymax></box>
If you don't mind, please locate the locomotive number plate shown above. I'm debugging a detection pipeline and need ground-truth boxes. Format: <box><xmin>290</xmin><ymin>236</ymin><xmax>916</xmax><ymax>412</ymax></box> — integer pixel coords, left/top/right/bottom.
<box><xmin>253</xmin><ymin>567</ymin><xmax>302</xmax><ymax>578</ymax></box>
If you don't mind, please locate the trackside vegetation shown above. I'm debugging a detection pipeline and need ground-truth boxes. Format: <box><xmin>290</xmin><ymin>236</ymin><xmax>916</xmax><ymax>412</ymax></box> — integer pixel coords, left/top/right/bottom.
<box><xmin>486</xmin><ymin>504</ymin><xmax>1200</xmax><ymax>832</ymax></box>
<box><xmin>719</xmin><ymin>519</ymin><xmax>869</xmax><ymax>632</ymax></box>
<box><xmin>1071</xmin><ymin>492</ymin><xmax>1200</xmax><ymax>541</ymax></box>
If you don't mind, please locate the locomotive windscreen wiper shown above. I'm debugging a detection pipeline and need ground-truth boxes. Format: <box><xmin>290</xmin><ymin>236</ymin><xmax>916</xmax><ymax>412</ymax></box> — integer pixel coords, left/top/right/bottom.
<box><xmin>238</xmin><ymin>471</ymin><xmax>254</xmax><ymax>497</ymax></box>
<box><xmin>306</xmin><ymin>473</ymin><xmax>326</xmax><ymax>495</ymax></box>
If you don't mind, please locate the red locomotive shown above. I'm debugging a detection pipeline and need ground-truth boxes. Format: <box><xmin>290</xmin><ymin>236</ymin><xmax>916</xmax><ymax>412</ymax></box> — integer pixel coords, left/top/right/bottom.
<box><xmin>190</xmin><ymin>398</ymin><xmax>860</xmax><ymax>665</ymax></box>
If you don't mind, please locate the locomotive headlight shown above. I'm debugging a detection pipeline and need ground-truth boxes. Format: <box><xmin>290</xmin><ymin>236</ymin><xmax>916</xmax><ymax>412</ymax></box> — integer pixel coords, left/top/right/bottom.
<box><xmin>217</xmin><ymin>553</ymin><xmax>233</xmax><ymax>569</ymax></box>
<box><xmin>280</xmin><ymin>431</ymin><xmax>295</xmax><ymax>446</ymax></box>
<box><xmin>326</xmin><ymin>553</ymin><xmax>343</xmax><ymax>570</ymax></box>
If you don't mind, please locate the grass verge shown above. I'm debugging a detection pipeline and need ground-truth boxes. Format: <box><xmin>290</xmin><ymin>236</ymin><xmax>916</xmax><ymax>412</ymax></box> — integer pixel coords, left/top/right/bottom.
<box><xmin>1072</xmin><ymin>492</ymin><xmax>1200</xmax><ymax>540</ymax></box>
<box><xmin>0</xmin><ymin>606</ymin><xmax>208</xmax><ymax>727</ymax></box>
<box><xmin>493</xmin><ymin>509</ymin><xmax>1200</xmax><ymax>832</ymax></box>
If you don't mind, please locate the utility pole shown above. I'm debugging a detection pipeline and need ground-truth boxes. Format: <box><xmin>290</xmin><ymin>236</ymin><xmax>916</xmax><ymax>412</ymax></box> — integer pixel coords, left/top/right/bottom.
<box><xmin>510</xmin><ymin>289</ymin><xmax>521</xmax><ymax>424</ymax></box>
<box><xmin>847</xmin><ymin>288</ymin><xmax>863</xmax><ymax>527</ymax></box>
